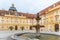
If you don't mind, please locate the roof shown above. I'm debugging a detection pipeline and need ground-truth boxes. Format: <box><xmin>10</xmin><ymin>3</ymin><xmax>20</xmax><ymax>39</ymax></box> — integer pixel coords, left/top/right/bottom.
<box><xmin>18</xmin><ymin>12</ymin><xmax>36</xmax><ymax>18</ymax></box>
<box><xmin>0</xmin><ymin>10</ymin><xmax>36</xmax><ymax>18</ymax></box>
<box><xmin>9</xmin><ymin>4</ymin><xmax>17</xmax><ymax>11</ymax></box>
<box><xmin>38</xmin><ymin>1</ymin><xmax>60</xmax><ymax>15</ymax></box>
<box><xmin>9</xmin><ymin>7</ymin><xmax>17</xmax><ymax>11</ymax></box>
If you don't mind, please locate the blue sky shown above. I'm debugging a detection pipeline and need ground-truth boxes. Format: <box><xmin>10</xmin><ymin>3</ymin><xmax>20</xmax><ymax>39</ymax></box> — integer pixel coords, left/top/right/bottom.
<box><xmin>0</xmin><ymin>0</ymin><xmax>59</xmax><ymax>14</ymax></box>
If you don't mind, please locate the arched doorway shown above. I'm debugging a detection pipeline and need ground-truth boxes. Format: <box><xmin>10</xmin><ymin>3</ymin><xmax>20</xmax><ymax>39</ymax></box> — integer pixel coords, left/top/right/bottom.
<box><xmin>15</xmin><ymin>25</ymin><xmax>18</xmax><ymax>30</ymax></box>
<box><xmin>30</xmin><ymin>26</ymin><xmax>32</xmax><ymax>30</ymax></box>
<box><xmin>55</xmin><ymin>24</ymin><xmax>59</xmax><ymax>32</ymax></box>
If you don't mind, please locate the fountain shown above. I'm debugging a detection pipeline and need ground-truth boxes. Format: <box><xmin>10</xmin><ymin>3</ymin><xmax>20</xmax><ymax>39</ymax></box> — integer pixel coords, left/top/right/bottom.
<box><xmin>32</xmin><ymin>13</ymin><xmax>44</xmax><ymax>34</ymax></box>
<box><xmin>11</xmin><ymin>13</ymin><xmax>60</xmax><ymax>40</ymax></box>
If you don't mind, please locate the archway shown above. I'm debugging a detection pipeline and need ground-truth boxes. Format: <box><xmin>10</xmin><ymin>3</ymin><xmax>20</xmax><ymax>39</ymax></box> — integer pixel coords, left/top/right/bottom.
<box><xmin>55</xmin><ymin>24</ymin><xmax>59</xmax><ymax>32</ymax></box>
<box><xmin>30</xmin><ymin>26</ymin><xmax>32</xmax><ymax>30</ymax></box>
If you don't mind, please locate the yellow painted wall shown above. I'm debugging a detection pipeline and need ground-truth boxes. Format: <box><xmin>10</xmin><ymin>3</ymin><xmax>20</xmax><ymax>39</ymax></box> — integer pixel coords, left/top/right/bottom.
<box><xmin>0</xmin><ymin>14</ymin><xmax>34</xmax><ymax>30</ymax></box>
<box><xmin>39</xmin><ymin>5</ymin><xmax>60</xmax><ymax>32</ymax></box>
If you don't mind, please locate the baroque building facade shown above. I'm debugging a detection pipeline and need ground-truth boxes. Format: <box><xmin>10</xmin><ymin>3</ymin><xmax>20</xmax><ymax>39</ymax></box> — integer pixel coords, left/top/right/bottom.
<box><xmin>0</xmin><ymin>1</ymin><xmax>60</xmax><ymax>31</ymax></box>
<box><xmin>0</xmin><ymin>4</ymin><xmax>36</xmax><ymax>30</ymax></box>
<box><xmin>39</xmin><ymin>1</ymin><xmax>60</xmax><ymax>32</ymax></box>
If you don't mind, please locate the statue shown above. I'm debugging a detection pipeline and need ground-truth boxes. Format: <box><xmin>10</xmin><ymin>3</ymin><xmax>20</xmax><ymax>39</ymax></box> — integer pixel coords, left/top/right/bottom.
<box><xmin>31</xmin><ymin>13</ymin><xmax>45</xmax><ymax>33</ymax></box>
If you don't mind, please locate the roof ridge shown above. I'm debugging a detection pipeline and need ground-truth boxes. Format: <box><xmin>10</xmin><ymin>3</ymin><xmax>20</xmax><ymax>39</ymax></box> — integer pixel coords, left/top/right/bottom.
<box><xmin>38</xmin><ymin>1</ymin><xmax>60</xmax><ymax>14</ymax></box>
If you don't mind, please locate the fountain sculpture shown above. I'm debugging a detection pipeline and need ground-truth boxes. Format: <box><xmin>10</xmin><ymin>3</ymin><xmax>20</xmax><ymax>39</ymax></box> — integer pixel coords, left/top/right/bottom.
<box><xmin>32</xmin><ymin>13</ymin><xmax>44</xmax><ymax>33</ymax></box>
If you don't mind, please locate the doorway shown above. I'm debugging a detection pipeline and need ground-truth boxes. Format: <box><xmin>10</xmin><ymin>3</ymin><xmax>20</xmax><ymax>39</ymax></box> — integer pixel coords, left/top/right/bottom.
<box><xmin>30</xmin><ymin>26</ymin><xmax>32</xmax><ymax>30</ymax></box>
<box><xmin>55</xmin><ymin>24</ymin><xmax>59</xmax><ymax>32</ymax></box>
<box><xmin>15</xmin><ymin>25</ymin><xmax>18</xmax><ymax>30</ymax></box>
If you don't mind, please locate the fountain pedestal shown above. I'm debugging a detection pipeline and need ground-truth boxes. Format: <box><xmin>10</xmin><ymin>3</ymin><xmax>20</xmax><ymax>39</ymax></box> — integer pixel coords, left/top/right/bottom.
<box><xmin>31</xmin><ymin>13</ymin><xmax>44</xmax><ymax>34</ymax></box>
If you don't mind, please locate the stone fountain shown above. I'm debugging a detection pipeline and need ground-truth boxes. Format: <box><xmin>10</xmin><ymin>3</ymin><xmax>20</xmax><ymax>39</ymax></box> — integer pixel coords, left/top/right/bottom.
<box><xmin>32</xmin><ymin>13</ymin><xmax>44</xmax><ymax>34</ymax></box>
<box><xmin>10</xmin><ymin>13</ymin><xmax>60</xmax><ymax>40</ymax></box>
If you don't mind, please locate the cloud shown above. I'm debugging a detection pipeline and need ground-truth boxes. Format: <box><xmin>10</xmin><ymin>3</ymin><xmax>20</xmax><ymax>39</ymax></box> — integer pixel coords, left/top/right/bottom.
<box><xmin>0</xmin><ymin>0</ymin><xmax>59</xmax><ymax>14</ymax></box>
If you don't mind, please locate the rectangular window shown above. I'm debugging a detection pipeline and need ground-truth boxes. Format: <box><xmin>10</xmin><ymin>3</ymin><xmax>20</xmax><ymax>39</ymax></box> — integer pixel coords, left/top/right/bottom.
<box><xmin>20</xmin><ymin>19</ymin><xmax>23</xmax><ymax>24</ymax></box>
<box><xmin>56</xmin><ymin>17</ymin><xmax>58</xmax><ymax>21</ymax></box>
<box><xmin>43</xmin><ymin>19</ymin><xmax>46</xmax><ymax>23</ymax></box>
<box><xmin>44</xmin><ymin>14</ymin><xmax>47</xmax><ymax>18</ymax></box>
<box><xmin>55</xmin><ymin>16</ymin><xmax>58</xmax><ymax>21</ymax></box>
<box><xmin>44</xmin><ymin>19</ymin><xmax>46</xmax><ymax>23</ymax></box>
<box><xmin>50</xmin><ymin>18</ymin><xmax>53</xmax><ymax>22</ymax></box>
<box><xmin>7</xmin><ymin>20</ymin><xmax>8</xmax><ymax>23</ymax></box>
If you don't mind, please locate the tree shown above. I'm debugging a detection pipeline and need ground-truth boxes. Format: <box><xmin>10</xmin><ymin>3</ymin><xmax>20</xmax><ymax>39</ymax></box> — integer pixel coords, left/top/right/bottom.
<box><xmin>9</xmin><ymin>26</ymin><xmax>14</xmax><ymax>30</ymax></box>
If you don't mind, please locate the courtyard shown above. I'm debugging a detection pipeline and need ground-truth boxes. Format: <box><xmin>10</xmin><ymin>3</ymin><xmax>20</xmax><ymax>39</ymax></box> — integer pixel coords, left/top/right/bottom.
<box><xmin>0</xmin><ymin>0</ymin><xmax>60</xmax><ymax>40</ymax></box>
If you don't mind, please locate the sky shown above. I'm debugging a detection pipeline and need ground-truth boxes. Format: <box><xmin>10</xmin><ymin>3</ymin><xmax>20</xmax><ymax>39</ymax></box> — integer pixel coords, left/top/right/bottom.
<box><xmin>0</xmin><ymin>0</ymin><xmax>59</xmax><ymax>14</ymax></box>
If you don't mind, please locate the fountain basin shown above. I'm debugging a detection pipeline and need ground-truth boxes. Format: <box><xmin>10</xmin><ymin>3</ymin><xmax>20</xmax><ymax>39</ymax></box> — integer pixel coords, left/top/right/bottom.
<box><xmin>11</xmin><ymin>32</ymin><xmax>60</xmax><ymax>40</ymax></box>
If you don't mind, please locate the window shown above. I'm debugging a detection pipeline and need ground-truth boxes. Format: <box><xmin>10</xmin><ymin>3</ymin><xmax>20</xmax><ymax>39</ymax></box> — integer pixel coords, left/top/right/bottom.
<box><xmin>20</xmin><ymin>19</ymin><xmax>23</xmax><ymax>24</ymax></box>
<box><xmin>55</xmin><ymin>16</ymin><xmax>59</xmax><ymax>21</ymax></box>
<box><xmin>54</xmin><ymin>10</ymin><xmax>59</xmax><ymax>15</ymax></box>
<box><xmin>50</xmin><ymin>18</ymin><xmax>53</xmax><ymax>22</ymax></box>
<box><xmin>43</xmin><ymin>19</ymin><xmax>46</xmax><ymax>23</ymax></box>
<box><xmin>44</xmin><ymin>14</ymin><xmax>47</xmax><ymax>18</ymax></box>
<box><xmin>22</xmin><ymin>19</ymin><xmax>23</xmax><ymax>23</ymax></box>
<box><xmin>27</xmin><ymin>19</ymin><xmax>30</xmax><ymax>24</ymax></box>
<box><xmin>44</xmin><ymin>19</ymin><xmax>46</xmax><ymax>23</ymax></box>
<box><xmin>50</xmin><ymin>26</ymin><xmax>52</xmax><ymax>29</ymax></box>
<box><xmin>7</xmin><ymin>20</ymin><xmax>8</xmax><ymax>23</ymax></box>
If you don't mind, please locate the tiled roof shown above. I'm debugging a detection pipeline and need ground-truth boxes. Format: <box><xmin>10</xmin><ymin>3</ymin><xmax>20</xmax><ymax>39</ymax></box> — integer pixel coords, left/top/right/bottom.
<box><xmin>0</xmin><ymin>10</ymin><xmax>36</xmax><ymax>18</ymax></box>
<box><xmin>38</xmin><ymin>1</ymin><xmax>60</xmax><ymax>15</ymax></box>
<box><xmin>18</xmin><ymin>12</ymin><xmax>36</xmax><ymax>18</ymax></box>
